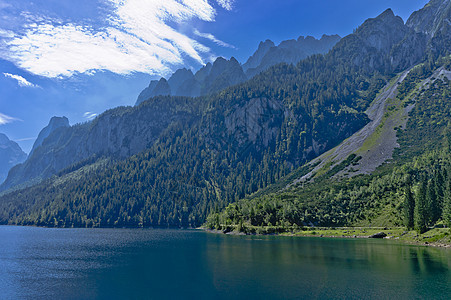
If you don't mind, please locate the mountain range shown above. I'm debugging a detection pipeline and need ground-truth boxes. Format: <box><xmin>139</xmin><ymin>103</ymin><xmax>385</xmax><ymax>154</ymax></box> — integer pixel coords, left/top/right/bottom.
<box><xmin>135</xmin><ymin>34</ymin><xmax>340</xmax><ymax>105</ymax></box>
<box><xmin>0</xmin><ymin>0</ymin><xmax>449</xmax><ymax>230</ymax></box>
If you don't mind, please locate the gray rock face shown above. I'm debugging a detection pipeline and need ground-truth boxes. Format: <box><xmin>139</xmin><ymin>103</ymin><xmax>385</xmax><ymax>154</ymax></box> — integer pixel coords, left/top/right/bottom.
<box><xmin>406</xmin><ymin>0</ymin><xmax>450</xmax><ymax>55</ymax></box>
<box><xmin>224</xmin><ymin>97</ymin><xmax>284</xmax><ymax>148</ymax></box>
<box><xmin>202</xmin><ymin>57</ymin><xmax>247</xmax><ymax>95</ymax></box>
<box><xmin>29</xmin><ymin>116</ymin><xmax>70</xmax><ymax>157</ymax></box>
<box><xmin>0</xmin><ymin>97</ymin><xmax>198</xmax><ymax>191</ymax></box>
<box><xmin>135</xmin><ymin>78</ymin><xmax>171</xmax><ymax>106</ymax></box>
<box><xmin>136</xmin><ymin>80</ymin><xmax>159</xmax><ymax>105</ymax></box>
<box><xmin>0</xmin><ymin>133</ymin><xmax>27</xmax><ymax>184</ymax></box>
<box><xmin>242</xmin><ymin>39</ymin><xmax>275</xmax><ymax>72</ymax></box>
<box><xmin>329</xmin><ymin>9</ymin><xmax>413</xmax><ymax>72</ymax></box>
<box><xmin>244</xmin><ymin>34</ymin><xmax>341</xmax><ymax>78</ymax></box>
<box><xmin>135</xmin><ymin>57</ymin><xmax>247</xmax><ymax>105</ymax></box>
<box><xmin>407</xmin><ymin>0</ymin><xmax>450</xmax><ymax>36</ymax></box>
<box><xmin>168</xmin><ymin>68</ymin><xmax>195</xmax><ymax>96</ymax></box>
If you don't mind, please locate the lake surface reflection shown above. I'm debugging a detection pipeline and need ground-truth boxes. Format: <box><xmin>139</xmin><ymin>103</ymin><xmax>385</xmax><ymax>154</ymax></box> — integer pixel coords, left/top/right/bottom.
<box><xmin>0</xmin><ymin>226</ymin><xmax>449</xmax><ymax>299</ymax></box>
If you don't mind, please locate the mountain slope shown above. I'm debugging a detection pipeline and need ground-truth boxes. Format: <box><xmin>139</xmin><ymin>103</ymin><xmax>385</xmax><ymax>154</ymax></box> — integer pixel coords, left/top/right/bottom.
<box><xmin>1</xmin><ymin>97</ymin><xmax>201</xmax><ymax>191</ymax></box>
<box><xmin>29</xmin><ymin>116</ymin><xmax>70</xmax><ymax>157</ymax></box>
<box><xmin>206</xmin><ymin>57</ymin><xmax>450</xmax><ymax>231</ymax></box>
<box><xmin>0</xmin><ymin>134</ymin><xmax>27</xmax><ymax>184</ymax></box>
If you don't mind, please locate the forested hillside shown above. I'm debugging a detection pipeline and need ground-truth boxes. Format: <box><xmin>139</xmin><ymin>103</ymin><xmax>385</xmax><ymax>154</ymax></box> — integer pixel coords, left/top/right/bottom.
<box><xmin>206</xmin><ymin>57</ymin><xmax>451</xmax><ymax>232</ymax></box>
<box><xmin>0</xmin><ymin>1</ymin><xmax>449</xmax><ymax>229</ymax></box>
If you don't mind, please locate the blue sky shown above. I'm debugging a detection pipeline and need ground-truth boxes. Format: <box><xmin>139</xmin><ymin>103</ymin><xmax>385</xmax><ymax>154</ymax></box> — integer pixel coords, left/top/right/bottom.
<box><xmin>0</xmin><ymin>0</ymin><xmax>429</xmax><ymax>153</ymax></box>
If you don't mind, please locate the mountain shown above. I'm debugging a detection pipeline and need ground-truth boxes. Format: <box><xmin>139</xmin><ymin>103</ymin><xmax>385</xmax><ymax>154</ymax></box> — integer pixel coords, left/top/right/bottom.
<box><xmin>0</xmin><ymin>0</ymin><xmax>448</xmax><ymax>229</ymax></box>
<box><xmin>0</xmin><ymin>133</ymin><xmax>27</xmax><ymax>184</ymax></box>
<box><xmin>241</xmin><ymin>40</ymin><xmax>275</xmax><ymax>72</ymax></box>
<box><xmin>243</xmin><ymin>34</ymin><xmax>341</xmax><ymax>78</ymax></box>
<box><xmin>135</xmin><ymin>57</ymin><xmax>246</xmax><ymax>105</ymax></box>
<box><xmin>0</xmin><ymin>98</ymin><xmax>199</xmax><ymax>192</ymax></box>
<box><xmin>29</xmin><ymin>116</ymin><xmax>70</xmax><ymax>157</ymax></box>
<box><xmin>135</xmin><ymin>35</ymin><xmax>341</xmax><ymax>106</ymax></box>
<box><xmin>207</xmin><ymin>57</ymin><xmax>450</xmax><ymax>231</ymax></box>
<box><xmin>406</xmin><ymin>0</ymin><xmax>450</xmax><ymax>56</ymax></box>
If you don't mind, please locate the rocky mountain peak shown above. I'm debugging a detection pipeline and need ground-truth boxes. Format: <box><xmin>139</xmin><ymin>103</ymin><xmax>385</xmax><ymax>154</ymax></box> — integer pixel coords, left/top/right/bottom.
<box><xmin>29</xmin><ymin>116</ymin><xmax>70</xmax><ymax>157</ymax></box>
<box><xmin>407</xmin><ymin>0</ymin><xmax>450</xmax><ymax>35</ymax></box>
<box><xmin>168</xmin><ymin>68</ymin><xmax>194</xmax><ymax>96</ymax></box>
<box><xmin>0</xmin><ymin>133</ymin><xmax>10</xmax><ymax>144</ymax></box>
<box><xmin>49</xmin><ymin>116</ymin><xmax>69</xmax><ymax>128</ymax></box>
<box><xmin>243</xmin><ymin>40</ymin><xmax>275</xmax><ymax>72</ymax></box>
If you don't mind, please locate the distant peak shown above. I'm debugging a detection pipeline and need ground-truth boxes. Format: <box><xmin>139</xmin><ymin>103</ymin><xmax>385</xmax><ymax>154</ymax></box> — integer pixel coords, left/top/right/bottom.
<box><xmin>214</xmin><ymin>57</ymin><xmax>227</xmax><ymax>63</ymax></box>
<box><xmin>259</xmin><ymin>39</ymin><xmax>275</xmax><ymax>48</ymax></box>
<box><xmin>377</xmin><ymin>8</ymin><xmax>396</xmax><ymax>20</ymax></box>
<box><xmin>230</xmin><ymin>57</ymin><xmax>239</xmax><ymax>64</ymax></box>
<box><xmin>321</xmin><ymin>34</ymin><xmax>341</xmax><ymax>40</ymax></box>
<box><xmin>0</xmin><ymin>133</ymin><xmax>9</xmax><ymax>144</ymax></box>
<box><xmin>49</xmin><ymin>116</ymin><xmax>69</xmax><ymax>127</ymax></box>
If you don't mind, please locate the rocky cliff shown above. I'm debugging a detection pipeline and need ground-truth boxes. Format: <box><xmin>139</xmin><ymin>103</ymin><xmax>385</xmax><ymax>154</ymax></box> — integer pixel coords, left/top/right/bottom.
<box><xmin>0</xmin><ymin>97</ymin><xmax>200</xmax><ymax>191</ymax></box>
<box><xmin>29</xmin><ymin>116</ymin><xmax>70</xmax><ymax>157</ymax></box>
<box><xmin>243</xmin><ymin>34</ymin><xmax>341</xmax><ymax>78</ymax></box>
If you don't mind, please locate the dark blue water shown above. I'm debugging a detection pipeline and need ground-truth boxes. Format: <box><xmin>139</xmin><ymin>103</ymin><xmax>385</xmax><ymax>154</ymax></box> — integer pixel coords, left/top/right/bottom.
<box><xmin>0</xmin><ymin>226</ymin><xmax>449</xmax><ymax>299</ymax></box>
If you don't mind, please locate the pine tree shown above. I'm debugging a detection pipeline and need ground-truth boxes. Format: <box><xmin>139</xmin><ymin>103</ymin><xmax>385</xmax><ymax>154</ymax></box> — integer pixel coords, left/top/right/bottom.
<box><xmin>442</xmin><ymin>176</ymin><xmax>451</xmax><ymax>228</ymax></box>
<box><xmin>404</xmin><ymin>185</ymin><xmax>415</xmax><ymax>229</ymax></box>
<box><xmin>414</xmin><ymin>179</ymin><xmax>428</xmax><ymax>234</ymax></box>
<box><xmin>426</xmin><ymin>179</ymin><xmax>439</xmax><ymax>225</ymax></box>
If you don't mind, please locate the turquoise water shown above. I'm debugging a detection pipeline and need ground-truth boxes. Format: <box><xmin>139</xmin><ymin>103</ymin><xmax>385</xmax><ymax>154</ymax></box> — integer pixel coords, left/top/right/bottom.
<box><xmin>0</xmin><ymin>226</ymin><xmax>450</xmax><ymax>299</ymax></box>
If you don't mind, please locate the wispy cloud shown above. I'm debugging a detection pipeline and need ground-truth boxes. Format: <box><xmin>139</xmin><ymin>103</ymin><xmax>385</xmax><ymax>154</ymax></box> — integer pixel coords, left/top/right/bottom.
<box><xmin>0</xmin><ymin>1</ymin><xmax>11</xmax><ymax>10</ymax></box>
<box><xmin>83</xmin><ymin>112</ymin><xmax>97</xmax><ymax>120</ymax></box>
<box><xmin>0</xmin><ymin>112</ymin><xmax>20</xmax><ymax>125</ymax></box>
<box><xmin>14</xmin><ymin>136</ymin><xmax>36</xmax><ymax>142</ymax></box>
<box><xmin>0</xmin><ymin>0</ymin><xmax>236</xmax><ymax>78</ymax></box>
<box><xmin>193</xmin><ymin>29</ymin><xmax>236</xmax><ymax>49</ymax></box>
<box><xmin>3</xmin><ymin>72</ymin><xmax>40</xmax><ymax>87</ymax></box>
<box><xmin>216</xmin><ymin>0</ymin><xmax>234</xmax><ymax>10</ymax></box>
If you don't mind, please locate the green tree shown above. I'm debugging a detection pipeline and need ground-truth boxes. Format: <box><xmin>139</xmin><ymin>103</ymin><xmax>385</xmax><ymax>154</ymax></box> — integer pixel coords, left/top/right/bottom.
<box><xmin>404</xmin><ymin>185</ymin><xmax>415</xmax><ymax>229</ymax></box>
<box><xmin>443</xmin><ymin>177</ymin><xmax>451</xmax><ymax>228</ymax></box>
<box><xmin>414</xmin><ymin>179</ymin><xmax>428</xmax><ymax>233</ymax></box>
<box><xmin>426</xmin><ymin>179</ymin><xmax>439</xmax><ymax>225</ymax></box>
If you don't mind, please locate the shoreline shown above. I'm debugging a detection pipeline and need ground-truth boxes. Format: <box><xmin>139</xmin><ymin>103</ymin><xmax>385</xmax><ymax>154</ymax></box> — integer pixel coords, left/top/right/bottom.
<box><xmin>1</xmin><ymin>224</ymin><xmax>449</xmax><ymax>248</ymax></box>
<box><xmin>201</xmin><ymin>227</ymin><xmax>451</xmax><ymax>249</ymax></box>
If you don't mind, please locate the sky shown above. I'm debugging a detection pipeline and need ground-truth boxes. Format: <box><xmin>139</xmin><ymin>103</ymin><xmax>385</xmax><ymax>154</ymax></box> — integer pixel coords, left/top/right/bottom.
<box><xmin>0</xmin><ymin>0</ymin><xmax>429</xmax><ymax>153</ymax></box>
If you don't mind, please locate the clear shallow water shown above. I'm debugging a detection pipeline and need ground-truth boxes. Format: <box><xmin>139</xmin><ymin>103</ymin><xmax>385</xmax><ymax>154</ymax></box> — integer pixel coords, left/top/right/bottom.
<box><xmin>0</xmin><ymin>226</ymin><xmax>450</xmax><ymax>299</ymax></box>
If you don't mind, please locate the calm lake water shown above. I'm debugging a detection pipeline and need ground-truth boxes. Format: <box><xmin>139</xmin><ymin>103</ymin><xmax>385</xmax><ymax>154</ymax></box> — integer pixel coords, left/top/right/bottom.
<box><xmin>0</xmin><ymin>226</ymin><xmax>450</xmax><ymax>299</ymax></box>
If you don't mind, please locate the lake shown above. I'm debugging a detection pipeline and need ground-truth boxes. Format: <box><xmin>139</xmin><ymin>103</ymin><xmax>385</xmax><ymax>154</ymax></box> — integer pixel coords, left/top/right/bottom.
<box><xmin>0</xmin><ymin>226</ymin><xmax>449</xmax><ymax>299</ymax></box>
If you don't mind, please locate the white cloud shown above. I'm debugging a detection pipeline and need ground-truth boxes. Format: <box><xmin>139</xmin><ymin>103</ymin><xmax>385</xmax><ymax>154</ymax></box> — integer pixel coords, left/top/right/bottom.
<box><xmin>0</xmin><ymin>28</ymin><xmax>14</xmax><ymax>38</ymax></box>
<box><xmin>83</xmin><ymin>112</ymin><xmax>97</xmax><ymax>120</ymax></box>
<box><xmin>193</xmin><ymin>29</ymin><xmax>235</xmax><ymax>49</ymax></box>
<box><xmin>0</xmin><ymin>112</ymin><xmax>20</xmax><ymax>125</ymax></box>
<box><xmin>0</xmin><ymin>0</ymin><xmax>237</xmax><ymax>78</ymax></box>
<box><xmin>216</xmin><ymin>0</ymin><xmax>234</xmax><ymax>10</ymax></box>
<box><xmin>3</xmin><ymin>72</ymin><xmax>39</xmax><ymax>87</ymax></box>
